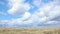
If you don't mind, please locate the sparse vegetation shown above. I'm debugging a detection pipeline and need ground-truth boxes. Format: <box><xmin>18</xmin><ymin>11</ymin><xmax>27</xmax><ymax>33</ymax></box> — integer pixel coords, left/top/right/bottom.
<box><xmin>0</xmin><ymin>28</ymin><xmax>60</xmax><ymax>34</ymax></box>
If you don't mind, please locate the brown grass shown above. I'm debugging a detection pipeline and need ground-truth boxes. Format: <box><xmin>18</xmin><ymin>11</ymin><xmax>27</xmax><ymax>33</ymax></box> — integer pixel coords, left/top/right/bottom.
<box><xmin>0</xmin><ymin>28</ymin><xmax>60</xmax><ymax>34</ymax></box>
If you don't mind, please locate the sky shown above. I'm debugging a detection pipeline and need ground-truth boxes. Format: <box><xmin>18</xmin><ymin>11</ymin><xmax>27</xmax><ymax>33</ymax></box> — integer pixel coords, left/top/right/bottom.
<box><xmin>0</xmin><ymin>0</ymin><xmax>60</xmax><ymax>28</ymax></box>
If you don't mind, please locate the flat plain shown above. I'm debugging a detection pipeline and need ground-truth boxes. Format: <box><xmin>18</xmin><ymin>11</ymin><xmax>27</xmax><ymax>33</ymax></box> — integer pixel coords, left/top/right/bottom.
<box><xmin>0</xmin><ymin>28</ymin><xmax>60</xmax><ymax>34</ymax></box>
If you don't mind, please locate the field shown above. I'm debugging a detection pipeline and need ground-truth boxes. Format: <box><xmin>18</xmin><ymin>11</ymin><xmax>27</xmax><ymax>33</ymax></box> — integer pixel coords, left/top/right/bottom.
<box><xmin>0</xmin><ymin>28</ymin><xmax>60</xmax><ymax>34</ymax></box>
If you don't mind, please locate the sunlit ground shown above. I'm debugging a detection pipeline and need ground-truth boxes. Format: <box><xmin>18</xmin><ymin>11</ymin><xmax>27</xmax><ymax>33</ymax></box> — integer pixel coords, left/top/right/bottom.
<box><xmin>0</xmin><ymin>28</ymin><xmax>60</xmax><ymax>34</ymax></box>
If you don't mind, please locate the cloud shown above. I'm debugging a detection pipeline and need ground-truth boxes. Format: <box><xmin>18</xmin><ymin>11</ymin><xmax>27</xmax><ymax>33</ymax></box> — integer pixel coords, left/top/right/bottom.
<box><xmin>15</xmin><ymin>12</ymin><xmax>31</xmax><ymax>24</ymax></box>
<box><xmin>0</xmin><ymin>0</ymin><xmax>60</xmax><ymax>27</ymax></box>
<box><xmin>39</xmin><ymin>0</ymin><xmax>60</xmax><ymax>24</ymax></box>
<box><xmin>32</xmin><ymin>0</ymin><xmax>41</xmax><ymax>7</ymax></box>
<box><xmin>8</xmin><ymin>0</ymin><xmax>31</xmax><ymax>16</ymax></box>
<box><xmin>25</xmin><ymin>0</ymin><xmax>60</xmax><ymax>24</ymax></box>
<box><xmin>0</xmin><ymin>11</ymin><xmax>7</xmax><ymax>15</ymax></box>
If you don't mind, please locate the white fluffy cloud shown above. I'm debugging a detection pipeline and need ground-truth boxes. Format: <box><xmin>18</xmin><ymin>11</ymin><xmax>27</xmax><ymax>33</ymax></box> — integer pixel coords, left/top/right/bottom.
<box><xmin>8</xmin><ymin>0</ymin><xmax>31</xmax><ymax>16</ymax></box>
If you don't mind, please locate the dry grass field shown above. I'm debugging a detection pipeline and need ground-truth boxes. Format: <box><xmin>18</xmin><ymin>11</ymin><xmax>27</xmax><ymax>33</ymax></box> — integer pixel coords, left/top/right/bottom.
<box><xmin>0</xmin><ymin>28</ymin><xmax>60</xmax><ymax>34</ymax></box>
